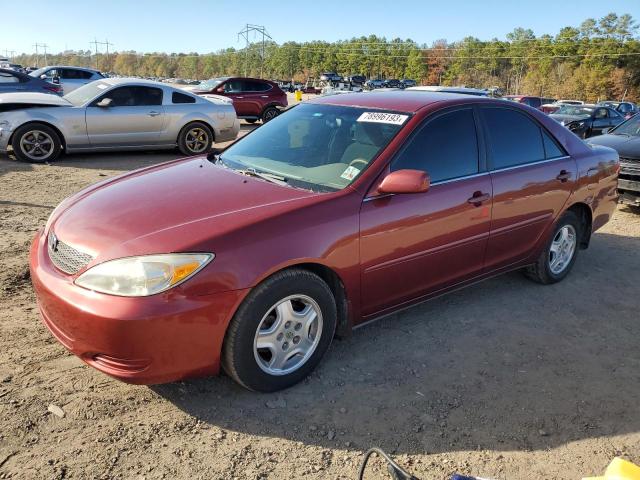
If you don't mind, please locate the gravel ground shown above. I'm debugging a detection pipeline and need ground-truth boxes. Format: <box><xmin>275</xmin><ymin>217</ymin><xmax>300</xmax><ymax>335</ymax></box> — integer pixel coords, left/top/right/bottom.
<box><xmin>1</xmin><ymin>130</ymin><xmax>639</xmax><ymax>479</ymax></box>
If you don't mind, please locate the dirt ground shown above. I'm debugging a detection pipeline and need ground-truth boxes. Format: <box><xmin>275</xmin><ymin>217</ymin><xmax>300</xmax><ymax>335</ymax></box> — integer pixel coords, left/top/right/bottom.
<box><xmin>1</xmin><ymin>130</ymin><xmax>639</xmax><ymax>479</ymax></box>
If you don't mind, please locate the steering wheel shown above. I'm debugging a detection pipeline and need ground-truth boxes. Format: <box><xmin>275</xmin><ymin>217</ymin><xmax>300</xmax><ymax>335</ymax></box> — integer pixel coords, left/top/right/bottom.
<box><xmin>348</xmin><ymin>158</ymin><xmax>368</xmax><ymax>169</ymax></box>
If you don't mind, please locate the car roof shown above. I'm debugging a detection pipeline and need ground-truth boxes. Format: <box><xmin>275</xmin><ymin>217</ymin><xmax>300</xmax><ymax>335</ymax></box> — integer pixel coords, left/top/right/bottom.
<box><xmin>42</xmin><ymin>66</ymin><xmax>101</xmax><ymax>73</ymax></box>
<box><xmin>309</xmin><ymin>90</ymin><xmax>499</xmax><ymax>113</ymax></box>
<box><xmin>94</xmin><ymin>77</ymin><xmax>170</xmax><ymax>88</ymax></box>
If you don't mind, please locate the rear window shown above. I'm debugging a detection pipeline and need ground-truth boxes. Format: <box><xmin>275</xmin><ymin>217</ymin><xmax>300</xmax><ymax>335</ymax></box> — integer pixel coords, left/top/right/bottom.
<box><xmin>172</xmin><ymin>91</ymin><xmax>196</xmax><ymax>104</ymax></box>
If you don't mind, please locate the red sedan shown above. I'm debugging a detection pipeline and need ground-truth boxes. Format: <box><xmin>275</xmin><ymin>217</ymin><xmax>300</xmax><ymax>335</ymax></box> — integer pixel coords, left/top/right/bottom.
<box><xmin>30</xmin><ymin>91</ymin><xmax>619</xmax><ymax>392</ymax></box>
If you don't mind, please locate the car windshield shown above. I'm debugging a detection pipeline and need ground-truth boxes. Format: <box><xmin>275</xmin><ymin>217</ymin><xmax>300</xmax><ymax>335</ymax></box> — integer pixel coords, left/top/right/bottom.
<box><xmin>219</xmin><ymin>104</ymin><xmax>408</xmax><ymax>192</ymax></box>
<box><xmin>610</xmin><ymin>115</ymin><xmax>640</xmax><ymax>136</ymax></box>
<box><xmin>197</xmin><ymin>78</ymin><xmax>227</xmax><ymax>90</ymax></box>
<box><xmin>556</xmin><ymin>106</ymin><xmax>594</xmax><ymax>116</ymax></box>
<box><xmin>63</xmin><ymin>81</ymin><xmax>111</xmax><ymax>106</ymax></box>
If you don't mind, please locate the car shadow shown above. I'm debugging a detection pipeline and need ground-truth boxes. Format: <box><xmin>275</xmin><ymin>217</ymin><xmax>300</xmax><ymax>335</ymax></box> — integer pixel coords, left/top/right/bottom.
<box><xmin>152</xmin><ymin>230</ymin><xmax>640</xmax><ymax>455</ymax></box>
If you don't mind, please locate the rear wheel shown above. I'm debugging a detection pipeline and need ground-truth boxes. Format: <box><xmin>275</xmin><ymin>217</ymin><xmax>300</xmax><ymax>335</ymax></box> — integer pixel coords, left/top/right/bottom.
<box><xmin>177</xmin><ymin>122</ymin><xmax>213</xmax><ymax>156</ymax></box>
<box><xmin>11</xmin><ymin>123</ymin><xmax>62</xmax><ymax>163</ymax></box>
<box><xmin>222</xmin><ymin>269</ymin><xmax>337</xmax><ymax>392</ymax></box>
<box><xmin>524</xmin><ymin>211</ymin><xmax>581</xmax><ymax>284</ymax></box>
<box><xmin>262</xmin><ymin>106</ymin><xmax>279</xmax><ymax>123</ymax></box>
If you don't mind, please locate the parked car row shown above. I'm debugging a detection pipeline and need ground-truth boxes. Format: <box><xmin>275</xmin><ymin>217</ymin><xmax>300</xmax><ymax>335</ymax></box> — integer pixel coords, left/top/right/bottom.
<box><xmin>366</xmin><ymin>78</ymin><xmax>416</xmax><ymax>89</ymax></box>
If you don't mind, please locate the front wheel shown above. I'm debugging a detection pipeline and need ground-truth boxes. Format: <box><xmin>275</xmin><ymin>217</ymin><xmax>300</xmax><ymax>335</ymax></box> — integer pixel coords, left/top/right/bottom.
<box><xmin>177</xmin><ymin>122</ymin><xmax>213</xmax><ymax>156</ymax></box>
<box><xmin>222</xmin><ymin>269</ymin><xmax>337</xmax><ymax>392</ymax></box>
<box><xmin>524</xmin><ymin>211</ymin><xmax>581</xmax><ymax>284</ymax></box>
<box><xmin>11</xmin><ymin>123</ymin><xmax>62</xmax><ymax>163</ymax></box>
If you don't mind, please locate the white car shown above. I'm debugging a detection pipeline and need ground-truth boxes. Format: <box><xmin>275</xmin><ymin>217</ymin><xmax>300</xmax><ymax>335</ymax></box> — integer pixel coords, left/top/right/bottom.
<box><xmin>29</xmin><ymin>66</ymin><xmax>105</xmax><ymax>94</ymax></box>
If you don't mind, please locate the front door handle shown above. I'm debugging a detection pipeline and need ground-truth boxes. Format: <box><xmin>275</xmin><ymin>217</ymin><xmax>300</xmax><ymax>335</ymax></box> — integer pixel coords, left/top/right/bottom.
<box><xmin>148</xmin><ymin>111</ymin><xmax>161</xmax><ymax>117</ymax></box>
<box><xmin>556</xmin><ymin>170</ymin><xmax>571</xmax><ymax>182</ymax></box>
<box><xmin>467</xmin><ymin>191</ymin><xmax>491</xmax><ymax>207</ymax></box>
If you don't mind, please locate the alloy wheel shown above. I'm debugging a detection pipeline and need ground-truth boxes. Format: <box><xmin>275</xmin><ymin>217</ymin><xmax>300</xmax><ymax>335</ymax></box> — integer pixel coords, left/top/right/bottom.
<box><xmin>253</xmin><ymin>294</ymin><xmax>323</xmax><ymax>376</ymax></box>
<box><xmin>185</xmin><ymin>127</ymin><xmax>209</xmax><ymax>153</ymax></box>
<box><xmin>548</xmin><ymin>224</ymin><xmax>577</xmax><ymax>275</ymax></box>
<box><xmin>20</xmin><ymin>130</ymin><xmax>55</xmax><ymax>161</ymax></box>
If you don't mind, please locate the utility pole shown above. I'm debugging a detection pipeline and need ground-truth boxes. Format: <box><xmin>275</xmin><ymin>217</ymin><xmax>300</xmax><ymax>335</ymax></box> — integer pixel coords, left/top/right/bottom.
<box><xmin>238</xmin><ymin>24</ymin><xmax>272</xmax><ymax>77</ymax></box>
<box><xmin>89</xmin><ymin>39</ymin><xmax>114</xmax><ymax>71</ymax></box>
<box><xmin>90</xmin><ymin>38</ymin><xmax>100</xmax><ymax>69</ymax></box>
<box><xmin>33</xmin><ymin>43</ymin><xmax>47</xmax><ymax>67</ymax></box>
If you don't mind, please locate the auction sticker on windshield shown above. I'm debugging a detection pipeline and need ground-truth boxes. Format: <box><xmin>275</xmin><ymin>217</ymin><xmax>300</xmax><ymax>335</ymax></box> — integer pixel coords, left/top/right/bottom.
<box><xmin>357</xmin><ymin>112</ymin><xmax>408</xmax><ymax>125</ymax></box>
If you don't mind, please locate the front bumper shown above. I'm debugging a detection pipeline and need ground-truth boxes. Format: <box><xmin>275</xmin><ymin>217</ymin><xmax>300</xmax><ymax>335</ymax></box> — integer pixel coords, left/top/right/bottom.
<box><xmin>29</xmin><ymin>229</ymin><xmax>249</xmax><ymax>384</ymax></box>
<box><xmin>0</xmin><ymin>126</ymin><xmax>12</xmax><ymax>153</ymax></box>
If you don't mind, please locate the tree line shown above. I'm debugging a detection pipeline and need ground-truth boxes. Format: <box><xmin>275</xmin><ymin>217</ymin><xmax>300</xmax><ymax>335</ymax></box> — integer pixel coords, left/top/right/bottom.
<box><xmin>12</xmin><ymin>13</ymin><xmax>640</xmax><ymax>102</ymax></box>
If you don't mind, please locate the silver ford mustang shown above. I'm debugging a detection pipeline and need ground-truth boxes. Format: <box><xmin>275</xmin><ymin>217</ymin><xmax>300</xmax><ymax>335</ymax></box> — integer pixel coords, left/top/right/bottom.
<box><xmin>0</xmin><ymin>78</ymin><xmax>240</xmax><ymax>162</ymax></box>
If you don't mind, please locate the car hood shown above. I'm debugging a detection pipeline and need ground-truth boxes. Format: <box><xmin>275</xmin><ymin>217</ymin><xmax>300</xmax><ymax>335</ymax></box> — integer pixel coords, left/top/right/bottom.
<box><xmin>49</xmin><ymin>157</ymin><xmax>318</xmax><ymax>263</ymax></box>
<box><xmin>549</xmin><ymin>114</ymin><xmax>590</xmax><ymax>124</ymax></box>
<box><xmin>0</xmin><ymin>91</ymin><xmax>71</xmax><ymax>107</ymax></box>
<box><xmin>586</xmin><ymin>134</ymin><xmax>640</xmax><ymax>158</ymax></box>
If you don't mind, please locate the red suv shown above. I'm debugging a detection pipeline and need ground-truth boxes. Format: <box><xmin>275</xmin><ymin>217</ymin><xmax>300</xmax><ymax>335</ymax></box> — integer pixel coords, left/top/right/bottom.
<box><xmin>190</xmin><ymin>77</ymin><xmax>287</xmax><ymax>123</ymax></box>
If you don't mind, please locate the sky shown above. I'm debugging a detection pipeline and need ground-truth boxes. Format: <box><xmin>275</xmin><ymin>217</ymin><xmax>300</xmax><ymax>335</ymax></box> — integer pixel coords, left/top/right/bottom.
<box><xmin>0</xmin><ymin>0</ymin><xmax>638</xmax><ymax>56</ymax></box>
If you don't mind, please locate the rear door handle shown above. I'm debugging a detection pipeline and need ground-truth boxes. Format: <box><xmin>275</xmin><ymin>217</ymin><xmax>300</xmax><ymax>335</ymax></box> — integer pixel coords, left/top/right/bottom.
<box><xmin>467</xmin><ymin>191</ymin><xmax>491</xmax><ymax>206</ymax></box>
<box><xmin>148</xmin><ymin>111</ymin><xmax>161</xmax><ymax>117</ymax></box>
<box><xmin>556</xmin><ymin>170</ymin><xmax>571</xmax><ymax>182</ymax></box>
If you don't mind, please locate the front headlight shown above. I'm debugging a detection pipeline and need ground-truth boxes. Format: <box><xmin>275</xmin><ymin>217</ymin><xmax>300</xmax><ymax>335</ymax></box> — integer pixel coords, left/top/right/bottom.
<box><xmin>75</xmin><ymin>253</ymin><xmax>214</xmax><ymax>297</ymax></box>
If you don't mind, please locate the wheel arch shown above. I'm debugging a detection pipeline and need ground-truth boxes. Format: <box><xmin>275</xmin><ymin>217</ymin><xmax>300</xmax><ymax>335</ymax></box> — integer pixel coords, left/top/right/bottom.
<box><xmin>9</xmin><ymin>120</ymin><xmax>67</xmax><ymax>151</ymax></box>
<box><xmin>566</xmin><ymin>201</ymin><xmax>593</xmax><ymax>249</ymax></box>
<box><xmin>250</xmin><ymin>261</ymin><xmax>352</xmax><ymax>339</ymax></box>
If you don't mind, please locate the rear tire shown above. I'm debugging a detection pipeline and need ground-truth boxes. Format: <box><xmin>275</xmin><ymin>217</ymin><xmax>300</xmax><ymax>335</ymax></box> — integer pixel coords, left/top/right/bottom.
<box><xmin>222</xmin><ymin>269</ymin><xmax>337</xmax><ymax>392</ymax></box>
<box><xmin>11</xmin><ymin>123</ymin><xmax>62</xmax><ymax>163</ymax></box>
<box><xmin>177</xmin><ymin>122</ymin><xmax>213</xmax><ymax>156</ymax></box>
<box><xmin>261</xmin><ymin>106</ymin><xmax>279</xmax><ymax>123</ymax></box>
<box><xmin>524</xmin><ymin>211</ymin><xmax>581</xmax><ymax>284</ymax></box>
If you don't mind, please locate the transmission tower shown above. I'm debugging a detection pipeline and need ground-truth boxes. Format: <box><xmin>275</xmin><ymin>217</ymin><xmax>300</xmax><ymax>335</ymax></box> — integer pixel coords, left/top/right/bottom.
<box><xmin>238</xmin><ymin>24</ymin><xmax>272</xmax><ymax>77</ymax></box>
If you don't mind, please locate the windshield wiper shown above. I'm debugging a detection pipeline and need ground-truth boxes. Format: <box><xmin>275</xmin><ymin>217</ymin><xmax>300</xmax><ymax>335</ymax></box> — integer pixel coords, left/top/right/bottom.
<box><xmin>210</xmin><ymin>154</ymin><xmax>288</xmax><ymax>186</ymax></box>
<box><xmin>236</xmin><ymin>168</ymin><xmax>288</xmax><ymax>186</ymax></box>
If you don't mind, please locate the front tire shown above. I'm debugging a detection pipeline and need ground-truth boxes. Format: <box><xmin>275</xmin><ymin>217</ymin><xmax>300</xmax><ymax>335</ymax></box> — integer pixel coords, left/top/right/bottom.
<box><xmin>524</xmin><ymin>211</ymin><xmax>581</xmax><ymax>284</ymax></box>
<box><xmin>11</xmin><ymin>123</ymin><xmax>62</xmax><ymax>163</ymax></box>
<box><xmin>177</xmin><ymin>122</ymin><xmax>213</xmax><ymax>156</ymax></box>
<box><xmin>222</xmin><ymin>269</ymin><xmax>337</xmax><ymax>392</ymax></box>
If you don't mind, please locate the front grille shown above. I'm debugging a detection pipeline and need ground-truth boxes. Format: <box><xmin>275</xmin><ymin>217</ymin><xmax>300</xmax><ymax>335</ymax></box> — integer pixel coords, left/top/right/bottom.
<box><xmin>620</xmin><ymin>156</ymin><xmax>640</xmax><ymax>166</ymax></box>
<box><xmin>47</xmin><ymin>233</ymin><xmax>94</xmax><ymax>275</ymax></box>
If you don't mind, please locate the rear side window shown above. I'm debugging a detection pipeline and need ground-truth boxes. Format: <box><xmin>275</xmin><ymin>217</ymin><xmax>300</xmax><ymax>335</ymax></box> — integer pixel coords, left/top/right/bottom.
<box><xmin>172</xmin><ymin>91</ymin><xmax>196</xmax><ymax>104</ymax></box>
<box><xmin>244</xmin><ymin>80</ymin><xmax>271</xmax><ymax>92</ymax></box>
<box><xmin>391</xmin><ymin>108</ymin><xmax>479</xmax><ymax>183</ymax></box>
<box><xmin>542</xmin><ymin>130</ymin><xmax>565</xmax><ymax>159</ymax></box>
<box><xmin>481</xmin><ymin>107</ymin><xmax>545</xmax><ymax>169</ymax></box>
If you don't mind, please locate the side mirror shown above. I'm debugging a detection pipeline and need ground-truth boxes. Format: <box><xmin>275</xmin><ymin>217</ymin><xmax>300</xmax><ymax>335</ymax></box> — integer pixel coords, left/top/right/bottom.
<box><xmin>96</xmin><ymin>98</ymin><xmax>113</xmax><ymax>108</ymax></box>
<box><xmin>377</xmin><ymin>169</ymin><xmax>430</xmax><ymax>195</ymax></box>
<box><xmin>601</xmin><ymin>127</ymin><xmax>611</xmax><ymax>134</ymax></box>
<box><xmin>40</xmin><ymin>74</ymin><xmax>47</xmax><ymax>80</ymax></box>
<box><xmin>215</xmin><ymin>87</ymin><xmax>225</xmax><ymax>93</ymax></box>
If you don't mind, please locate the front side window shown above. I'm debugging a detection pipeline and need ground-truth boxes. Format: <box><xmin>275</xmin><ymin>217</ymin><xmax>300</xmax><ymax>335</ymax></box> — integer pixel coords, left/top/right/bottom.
<box><xmin>482</xmin><ymin>107</ymin><xmax>545</xmax><ymax>169</ymax></box>
<box><xmin>93</xmin><ymin>86</ymin><xmax>163</xmax><ymax>107</ymax></box>
<box><xmin>594</xmin><ymin>108</ymin><xmax>608</xmax><ymax>119</ymax></box>
<box><xmin>224</xmin><ymin>80</ymin><xmax>244</xmax><ymax>93</ymax></box>
<box><xmin>391</xmin><ymin>109</ymin><xmax>479</xmax><ymax>183</ymax></box>
<box><xmin>220</xmin><ymin>104</ymin><xmax>407</xmax><ymax>191</ymax></box>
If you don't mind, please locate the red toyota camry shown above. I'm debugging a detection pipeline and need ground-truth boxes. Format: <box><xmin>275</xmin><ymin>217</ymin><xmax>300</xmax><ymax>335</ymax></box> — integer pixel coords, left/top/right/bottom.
<box><xmin>30</xmin><ymin>91</ymin><xmax>619</xmax><ymax>392</ymax></box>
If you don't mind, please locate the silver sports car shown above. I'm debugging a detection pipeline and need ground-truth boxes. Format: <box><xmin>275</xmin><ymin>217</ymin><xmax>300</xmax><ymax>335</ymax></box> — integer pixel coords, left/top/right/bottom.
<box><xmin>0</xmin><ymin>78</ymin><xmax>240</xmax><ymax>162</ymax></box>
